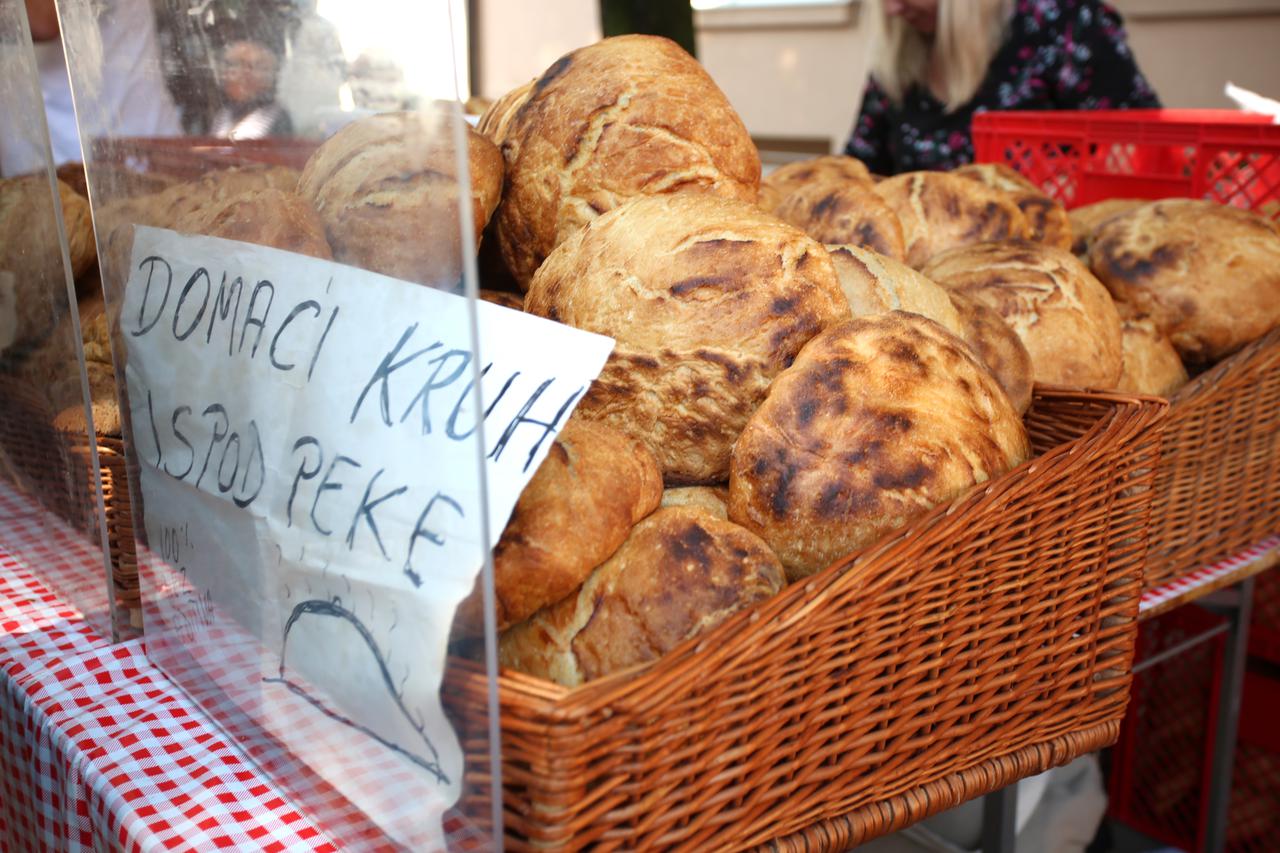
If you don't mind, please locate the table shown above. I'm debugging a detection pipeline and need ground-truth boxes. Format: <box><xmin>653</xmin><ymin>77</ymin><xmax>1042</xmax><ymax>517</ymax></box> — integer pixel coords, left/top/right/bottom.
<box><xmin>981</xmin><ymin>536</ymin><xmax>1280</xmax><ymax>853</ymax></box>
<box><xmin>0</xmin><ymin>549</ymin><xmax>343</xmax><ymax>852</ymax></box>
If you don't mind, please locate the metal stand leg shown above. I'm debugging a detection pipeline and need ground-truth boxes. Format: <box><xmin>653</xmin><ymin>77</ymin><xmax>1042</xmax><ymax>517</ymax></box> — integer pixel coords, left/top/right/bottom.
<box><xmin>1202</xmin><ymin>577</ymin><xmax>1255</xmax><ymax>853</ymax></box>
<box><xmin>981</xmin><ymin>784</ymin><xmax>1017</xmax><ymax>853</ymax></box>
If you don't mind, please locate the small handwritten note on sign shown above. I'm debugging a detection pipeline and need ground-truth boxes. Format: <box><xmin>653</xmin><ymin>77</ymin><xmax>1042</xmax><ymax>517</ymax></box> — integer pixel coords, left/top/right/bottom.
<box><xmin>122</xmin><ymin>227</ymin><xmax>613</xmax><ymax>845</ymax></box>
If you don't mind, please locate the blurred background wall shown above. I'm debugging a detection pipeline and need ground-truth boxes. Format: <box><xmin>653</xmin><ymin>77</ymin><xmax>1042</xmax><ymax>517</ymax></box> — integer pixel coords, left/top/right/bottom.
<box><xmin>470</xmin><ymin>0</ymin><xmax>1280</xmax><ymax>159</ymax></box>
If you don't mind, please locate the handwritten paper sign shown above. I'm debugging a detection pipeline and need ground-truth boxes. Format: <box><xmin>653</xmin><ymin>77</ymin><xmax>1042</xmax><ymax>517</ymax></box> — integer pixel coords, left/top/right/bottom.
<box><xmin>121</xmin><ymin>227</ymin><xmax>613</xmax><ymax>846</ymax></box>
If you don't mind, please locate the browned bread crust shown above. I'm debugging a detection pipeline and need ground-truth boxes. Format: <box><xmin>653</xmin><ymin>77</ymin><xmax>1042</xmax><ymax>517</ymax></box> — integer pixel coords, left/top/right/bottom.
<box><xmin>825</xmin><ymin>244</ymin><xmax>963</xmax><ymax>336</ymax></box>
<box><xmin>728</xmin><ymin>312</ymin><xmax>1030</xmax><ymax>580</ymax></box>
<box><xmin>478</xmin><ymin>289</ymin><xmax>525</xmax><ymax>311</ymax></box>
<box><xmin>760</xmin><ymin>155</ymin><xmax>873</xmax><ymax>207</ymax></box>
<box><xmin>454</xmin><ymin>418</ymin><xmax>662</xmax><ymax>637</ymax></box>
<box><xmin>1068</xmin><ymin>198</ymin><xmax>1147</xmax><ymax>256</ymax></box>
<box><xmin>1115</xmin><ymin>305</ymin><xmax>1189</xmax><ymax>398</ymax></box>
<box><xmin>923</xmin><ymin>240</ymin><xmax>1123</xmax><ymax>389</ymax></box>
<box><xmin>874</xmin><ymin>171</ymin><xmax>1032</xmax><ymax>268</ymax></box>
<box><xmin>946</xmin><ymin>291</ymin><xmax>1034</xmax><ymax>415</ymax></box>
<box><xmin>174</xmin><ymin>189</ymin><xmax>332</xmax><ymax>260</ymax></box>
<box><xmin>299</xmin><ymin>109</ymin><xmax>503</xmax><ymax>286</ymax></box>
<box><xmin>526</xmin><ymin>193</ymin><xmax>849</xmax><ymax>484</ymax></box>
<box><xmin>495</xmin><ymin>35</ymin><xmax>760</xmax><ymax>289</ymax></box>
<box><xmin>951</xmin><ymin>162</ymin><xmax>1072</xmax><ymax>251</ymax></box>
<box><xmin>1088</xmin><ymin>199</ymin><xmax>1280</xmax><ymax>363</ymax></box>
<box><xmin>498</xmin><ymin>505</ymin><xmax>784</xmax><ymax>685</ymax></box>
<box><xmin>772</xmin><ymin>180</ymin><xmax>906</xmax><ymax>260</ymax></box>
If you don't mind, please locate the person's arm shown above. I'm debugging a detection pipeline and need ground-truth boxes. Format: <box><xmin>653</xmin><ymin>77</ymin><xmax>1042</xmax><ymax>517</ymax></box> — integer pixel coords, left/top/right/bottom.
<box><xmin>1052</xmin><ymin>0</ymin><xmax>1160</xmax><ymax>109</ymax></box>
<box><xmin>24</xmin><ymin>0</ymin><xmax>59</xmax><ymax>41</ymax></box>
<box><xmin>843</xmin><ymin>77</ymin><xmax>895</xmax><ymax>175</ymax></box>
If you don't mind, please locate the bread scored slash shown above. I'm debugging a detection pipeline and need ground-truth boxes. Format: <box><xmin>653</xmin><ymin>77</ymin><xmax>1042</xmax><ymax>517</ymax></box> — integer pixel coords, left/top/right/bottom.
<box><xmin>493</xmin><ymin>34</ymin><xmax>761</xmax><ymax>289</ymax></box>
<box><xmin>873</xmin><ymin>171</ymin><xmax>1032</xmax><ymax>269</ymax></box>
<box><xmin>729</xmin><ymin>312</ymin><xmax>1030</xmax><ymax>581</ymax></box>
<box><xmin>298</xmin><ymin>108</ymin><xmax>503</xmax><ymax>287</ymax></box>
<box><xmin>951</xmin><ymin>162</ymin><xmax>1073</xmax><ymax>251</ymax></box>
<box><xmin>923</xmin><ymin>240</ymin><xmax>1123</xmax><ymax>390</ymax></box>
<box><xmin>498</xmin><ymin>506</ymin><xmax>785</xmax><ymax>686</ymax></box>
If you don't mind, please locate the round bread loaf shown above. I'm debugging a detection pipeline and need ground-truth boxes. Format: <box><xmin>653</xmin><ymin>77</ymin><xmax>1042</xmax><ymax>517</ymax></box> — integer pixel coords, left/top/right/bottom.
<box><xmin>951</xmin><ymin>163</ymin><xmax>1072</xmax><ymax>251</ymax></box>
<box><xmin>526</xmin><ymin>193</ymin><xmax>849</xmax><ymax>484</ymax></box>
<box><xmin>1116</xmin><ymin>308</ymin><xmax>1189</xmax><ymax>398</ymax></box>
<box><xmin>729</xmin><ymin>313</ymin><xmax>1030</xmax><ymax>580</ymax></box>
<box><xmin>454</xmin><ymin>419</ymin><xmax>662</xmax><ymax>637</ymax></box>
<box><xmin>1068</xmin><ymin>198</ymin><xmax>1147</xmax><ymax>256</ymax></box>
<box><xmin>825</xmin><ymin>244</ymin><xmax>963</xmax><ymax>336</ymax></box>
<box><xmin>923</xmin><ymin>240</ymin><xmax>1123</xmax><ymax>389</ymax></box>
<box><xmin>874</xmin><ymin>171</ymin><xmax>1032</xmax><ymax>268</ymax></box>
<box><xmin>1088</xmin><ymin>199</ymin><xmax>1280</xmax><ymax>363</ymax></box>
<box><xmin>760</xmin><ymin>155</ymin><xmax>873</xmax><ymax>209</ymax></box>
<box><xmin>175</xmin><ymin>189</ymin><xmax>332</xmax><ymax>260</ymax></box>
<box><xmin>498</xmin><ymin>505</ymin><xmax>784</xmax><ymax>686</ymax></box>
<box><xmin>476</xmin><ymin>78</ymin><xmax>535</xmax><ymax>145</ymax></box>
<box><xmin>660</xmin><ymin>485</ymin><xmax>729</xmax><ymax>519</ymax></box>
<box><xmin>299</xmin><ymin>109</ymin><xmax>503</xmax><ymax>287</ymax></box>
<box><xmin>0</xmin><ymin>176</ymin><xmax>92</xmax><ymax>350</ymax></box>
<box><xmin>495</xmin><ymin>35</ymin><xmax>760</xmax><ymax>289</ymax></box>
<box><xmin>772</xmin><ymin>180</ymin><xmax>906</xmax><ymax>260</ymax></box>
<box><xmin>946</xmin><ymin>291</ymin><xmax>1034</xmax><ymax>415</ymax></box>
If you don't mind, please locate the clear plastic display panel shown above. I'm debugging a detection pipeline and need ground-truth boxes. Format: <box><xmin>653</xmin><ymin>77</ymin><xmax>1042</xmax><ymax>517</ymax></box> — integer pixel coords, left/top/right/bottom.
<box><xmin>0</xmin><ymin>0</ymin><xmax>114</xmax><ymax>638</ymax></box>
<box><xmin>55</xmin><ymin>1</ymin><xmax>536</xmax><ymax>847</ymax></box>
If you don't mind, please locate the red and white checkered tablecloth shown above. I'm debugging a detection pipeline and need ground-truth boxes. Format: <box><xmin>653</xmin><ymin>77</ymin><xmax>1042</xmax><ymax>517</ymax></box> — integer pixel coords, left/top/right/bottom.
<box><xmin>0</xmin><ymin>550</ymin><xmax>345</xmax><ymax>852</ymax></box>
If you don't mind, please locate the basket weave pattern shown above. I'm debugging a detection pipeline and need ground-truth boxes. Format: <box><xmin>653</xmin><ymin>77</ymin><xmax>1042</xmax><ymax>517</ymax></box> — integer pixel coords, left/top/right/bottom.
<box><xmin>1147</xmin><ymin>328</ymin><xmax>1280</xmax><ymax>589</ymax></box>
<box><xmin>444</xmin><ymin>388</ymin><xmax>1165</xmax><ymax>851</ymax></box>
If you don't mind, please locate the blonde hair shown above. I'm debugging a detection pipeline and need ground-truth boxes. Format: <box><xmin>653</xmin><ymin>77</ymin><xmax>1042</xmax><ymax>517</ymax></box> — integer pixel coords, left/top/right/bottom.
<box><xmin>866</xmin><ymin>0</ymin><xmax>1015</xmax><ymax>112</ymax></box>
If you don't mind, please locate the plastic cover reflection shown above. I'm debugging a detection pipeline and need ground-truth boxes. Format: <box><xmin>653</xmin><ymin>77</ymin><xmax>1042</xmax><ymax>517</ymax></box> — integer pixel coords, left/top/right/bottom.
<box><xmin>0</xmin><ymin>0</ymin><xmax>114</xmax><ymax>638</ymax></box>
<box><xmin>56</xmin><ymin>0</ymin><xmax>504</xmax><ymax>847</ymax></box>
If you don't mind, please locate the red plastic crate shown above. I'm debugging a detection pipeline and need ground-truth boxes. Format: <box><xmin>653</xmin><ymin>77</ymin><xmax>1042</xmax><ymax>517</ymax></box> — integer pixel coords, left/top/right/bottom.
<box><xmin>1109</xmin><ymin>605</ymin><xmax>1280</xmax><ymax>852</ymax></box>
<box><xmin>972</xmin><ymin>109</ymin><xmax>1280</xmax><ymax>217</ymax></box>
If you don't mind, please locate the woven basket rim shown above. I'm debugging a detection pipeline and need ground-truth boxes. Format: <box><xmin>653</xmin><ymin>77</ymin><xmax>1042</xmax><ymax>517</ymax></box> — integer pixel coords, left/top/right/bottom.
<box><xmin>460</xmin><ymin>387</ymin><xmax>1167</xmax><ymax>717</ymax></box>
<box><xmin>1170</xmin><ymin>325</ymin><xmax>1280</xmax><ymax>406</ymax></box>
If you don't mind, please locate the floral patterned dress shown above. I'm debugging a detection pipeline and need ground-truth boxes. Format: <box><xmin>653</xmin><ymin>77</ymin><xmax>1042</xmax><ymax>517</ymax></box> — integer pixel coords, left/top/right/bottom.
<box><xmin>844</xmin><ymin>0</ymin><xmax>1160</xmax><ymax>174</ymax></box>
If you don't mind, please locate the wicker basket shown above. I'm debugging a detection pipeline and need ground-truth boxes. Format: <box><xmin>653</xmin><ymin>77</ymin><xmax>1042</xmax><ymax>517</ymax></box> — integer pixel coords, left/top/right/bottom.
<box><xmin>1139</xmin><ymin>327</ymin><xmax>1280</xmax><ymax>591</ymax></box>
<box><xmin>442</xmin><ymin>388</ymin><xmax>1166</xmax><ymax>851</ymax></box>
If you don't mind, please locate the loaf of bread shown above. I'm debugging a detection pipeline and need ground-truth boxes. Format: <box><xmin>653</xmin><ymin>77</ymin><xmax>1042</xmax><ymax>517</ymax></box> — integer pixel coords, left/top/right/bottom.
<box><xmin>825</xmin><ymin>244</ymin><xmax>963</xmax><ymax>336</ymax></box>
<box><xmin>729</xmin><ymin>312</ymin><xmax>1030</xmax><ymax>580</ymax></box>
<box><xmin>1116</xmin><ymin>307</ymin><xmax>1189</xmax><ymax>398</ymax></box>
<box><xmin>923</xmin><ymin>240</ymin><xmax>1123</xmax><ymax>389</ymax></box>
<box><xmin>0</xmin><ymin>176</ymin><xmax>93</xmax><ymax>352</ymax></box>
<box><xmin>453</xmin><ymin>418</ymin><xmax>662</xmax><ymax>636</ymax></box>
<box><xmin>772</xmin><ymin>180</ymin><xmax>906</xmax><ymax>260</ymax></box>
<box><xmin>951</xmin><ymin>162</ymin><xmax>1072</xmax><ymax>251</ymax></box>
<box><xmin>495</xmin><ymin>35</ymin><xmax>760</xmax><ymax>289</ymax></box>
<box><xmin>874</xmin><ymin>171</ymin><xmax>1032</xmax><ymax>268</ymax></box>
<box><xmin>760</xmin><ymin>155</ymin><xmax>874</xmax><ymax>209</ymax></box>
<box><xmin>1088</xmin><ymin>199</ymin><xmax>1280</xmax><ymax>363</ymax></box>
<box><xmin>1068</xmin><ymin>198</ymin><xmax>1147</xmax><ymax>256</ymax></box>
<box><xmin>174</xmin><ymin>189</ymin><xmax>332</xmax><ymax>260</ymax></box>
<box><xmin>526</xmin><ymin>193</ymin><xmax>849</xmax><ymax>484</ymax></box>
<box><xmin>478</xmin><ymin>289</ymin><xmax>525</xmax><ymax>311</ymax></box>
<box><xmin>96</xmin><ymin>164</ymin><xmax>303</xmax><ymax>283</ymax></box>
<box><xmin>946</xmin><ymin>291</ymin><xmax>1034</xmax><ymax>415</ymax></box>
<box><xmin>660</xmin><ymin>485</ymin><xmax>729</xmax><ymax>519</ymax></box>
<box><xmin>299</xmin><ymin>109</ymin><xmax>503</xmax><ymax>287</ymax></box>
<box><xmin>498</xmin><ymin>505</ymin><xmax>785</xmax><ymax>686</ymax></box>
<box><xmin>476</xmin><ymin>78</ymin><xmax>535</xmax><ymax>146</ymax></box>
